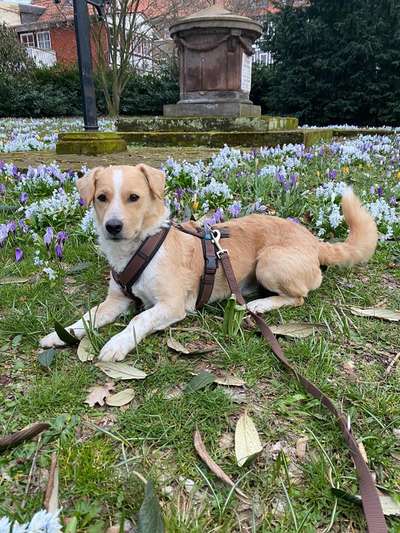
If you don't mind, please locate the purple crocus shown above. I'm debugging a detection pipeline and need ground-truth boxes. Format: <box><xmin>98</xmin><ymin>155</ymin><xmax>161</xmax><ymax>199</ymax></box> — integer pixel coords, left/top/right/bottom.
<box><xmin>0</xmin><ymin>160</ymin><xmax>5</xmax><ymax>171</ymax></box>
<box><xmin>19</xmin><ymin>192</ymin><xmax>29</xmax><ymax>205</ymax></box>
<box><xmin>377</xmin><ymin>185</ymin><xmax>383</xmax><ymax>197</ymax></box>
<box><xmin>0</xmin><ymin>183</ymin><xmax>5</xmax><ymax>195</ymax></box>
<box><xmin>18</xmin><ymin>219</ymin><xmax>28</xmax><ymax>233</ymax></box>
<box><xmin>389</xmin><ymin>196</ymin><xmax>397</xmax><ymax>206</ymax></box>
<box><xmin>56</xmin><ymin>231</ymin><xmax>68</xmax><ymax>244</ymax></box>
<box><xmin>228</xmin><ymin>201</ymin><xmax>241</xmax><ymax>218</ymax></box>
<box><xmin>287</xmin><ymin>217</ymin><xmax>300</xmax><ymax>224</ymax></box>
<box><xmin>289</xmin><ymin>174</ymin><xmax>298</xmax><ymax>188</ymax></box>
<box><xmin>79</xmin><ymin>197</ymin><xmax>86</xmax><ymax>206</ymax></box>
<box><xmin>370</xmin><ymin>185</ymin><xmax>375</xmax><ymax>195</ymax></box>
<box><xmin>6</xmin><ymin>221</ymin><xmax>16</xmax><ymax>234</ymax></box>
<box><xmin>328</xmin><ymin>169</ymin><xmax>337</xmax><ymax>180</ymax></box>
<box><xmin>15</xmin><ymin>248</ymin><xmax>23</xmax><ymax>262</ymax></box>
<box><xmin>55</xmin><ymin>243</ymin><xmax>63</xmax><ymax>260</ymax></box>
<box><xmin>44</xmin><ymin>227</ymin><xmax>54</xmax><ymax>248</ymax></box>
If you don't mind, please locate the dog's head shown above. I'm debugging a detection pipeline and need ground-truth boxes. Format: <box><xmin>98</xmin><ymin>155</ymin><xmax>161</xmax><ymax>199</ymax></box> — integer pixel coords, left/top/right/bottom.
<box><xmin>77</xmin><ymin>164</ymin><xmax>166</xmax><ymax>241</ymax></box>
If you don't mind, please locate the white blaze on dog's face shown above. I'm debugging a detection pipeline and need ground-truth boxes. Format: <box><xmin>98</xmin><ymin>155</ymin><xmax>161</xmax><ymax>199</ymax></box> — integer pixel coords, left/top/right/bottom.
<box><xmin>77</xmin><ymin>164</ymin><xmax>166</xmax><ymax>240</ymax></box>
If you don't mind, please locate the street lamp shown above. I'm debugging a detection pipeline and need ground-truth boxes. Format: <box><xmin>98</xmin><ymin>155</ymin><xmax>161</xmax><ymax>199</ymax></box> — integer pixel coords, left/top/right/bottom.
<box><xmin>55</xmin><ymin>0</ymin><xmax>106</xmax><ymax>130</ymax></box>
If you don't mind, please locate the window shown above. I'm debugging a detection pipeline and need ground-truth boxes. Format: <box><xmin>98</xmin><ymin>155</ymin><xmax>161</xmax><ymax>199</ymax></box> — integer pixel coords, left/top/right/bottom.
<box><xmin>20</xmin><ymin>33</ymin><xmax>35</xmax><ymax>47</ymax></box>
<box><xmin>37</xmin><ymin>31</ymin><xmax>51</xmax><ymax>50</ymax></box>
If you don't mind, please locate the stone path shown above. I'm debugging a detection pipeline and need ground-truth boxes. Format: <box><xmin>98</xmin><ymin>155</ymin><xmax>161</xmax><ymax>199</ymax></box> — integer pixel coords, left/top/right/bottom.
<box><xmin>0</xmin><ymin>146</ymin><xmax>217</xmax><ymax>171</ymax></box>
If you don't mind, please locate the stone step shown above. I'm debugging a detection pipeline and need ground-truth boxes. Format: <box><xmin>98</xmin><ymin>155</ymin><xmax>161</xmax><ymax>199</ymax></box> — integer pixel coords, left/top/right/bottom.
<box><xmin>117</xmin><ymin>115</ymin><xmax>299</xmax><ymax>133</ymax></box>
<box><xmin>118</xmin><ymin>128</ymin><xmax>333</xmax><ymax>148</ymax></box>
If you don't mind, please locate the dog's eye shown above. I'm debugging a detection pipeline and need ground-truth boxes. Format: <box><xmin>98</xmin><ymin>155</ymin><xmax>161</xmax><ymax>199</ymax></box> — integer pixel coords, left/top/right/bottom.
<box><xmin>129</xmin><ymin>194</ymin><xmax>140</xmax><ymax>202</ymax></box>
<box><xmin>97</xmin><ymin>194</ymin><xmax>107</xmax><ymax>202</ymax></box>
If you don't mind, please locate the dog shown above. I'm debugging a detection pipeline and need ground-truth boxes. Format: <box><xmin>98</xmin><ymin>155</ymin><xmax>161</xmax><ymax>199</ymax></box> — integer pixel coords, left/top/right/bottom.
<box><xmin>40</xmin><ymin>164</ymin><xmax>378</xmax><ymax>361</ymax></box>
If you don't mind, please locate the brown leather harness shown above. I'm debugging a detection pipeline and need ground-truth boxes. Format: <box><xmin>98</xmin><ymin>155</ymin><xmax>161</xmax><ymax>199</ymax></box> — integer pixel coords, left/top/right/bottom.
<box><xmin>111</xmin><ymin>224</ymin><xmax>387</xmax><ymax>533</ymax></box>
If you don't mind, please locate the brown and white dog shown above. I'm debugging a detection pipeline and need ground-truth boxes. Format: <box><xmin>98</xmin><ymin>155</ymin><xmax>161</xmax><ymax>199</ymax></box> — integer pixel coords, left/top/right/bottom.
<box><xmin>40</xmin><ymin>164</ymin><xmax>378</xmax><ymax>361</ymax></box>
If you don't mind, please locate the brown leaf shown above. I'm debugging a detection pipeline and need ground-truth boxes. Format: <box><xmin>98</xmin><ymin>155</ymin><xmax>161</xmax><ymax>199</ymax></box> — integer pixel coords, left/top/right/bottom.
<box><xmin>269</xmin><ymin>322</ymin><xmax>324</xmax><ymax>339</ymax></box>
<box><xmin>44</xmin><ymin>452</ymin><xmax>58</xmax><ymax>513</ymax></box>
<box><xmin>85</xmin><ymin>382</ymin><xmax>115</xmax><ymax>407</ymax></box>
<box><xmin>214</xmin><ymin>375</ymin><xmax>245</xmax><ymax>387</ymax></box>
<box><xmin>350</xmin><ymin>307</ymin><xmax>400</xmax><ymax>322</ymax></box>
<box><xmin>296</xmin><ymin>436</ymin><xmax>309</xmax><ymax>459</ymax></box>
<box><xmin>167</xmin><ymin>337</ymin><xmax>190</xmax><ymax>354</ymax></box>
<box><xmin>357</xmin><ymin>440</ymin><xmax>368</xmax><ymax>464</ymax></box>
<box><xmin>193</xmin><ymin>429</ymin><xmax>248</xmax><ymax>501</ymax></box>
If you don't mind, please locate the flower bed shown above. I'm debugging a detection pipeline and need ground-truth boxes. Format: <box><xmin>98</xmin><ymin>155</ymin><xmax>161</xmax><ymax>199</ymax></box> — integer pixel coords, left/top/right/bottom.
<box><xmin>0</xmin><ymin>118</ymin><xmax>115</xmax><ymax>153</ymax></box>
<box><xmin>0</xmin><ymin>135</ymin><xmax>399</xmax><ymax>281</ymax></box>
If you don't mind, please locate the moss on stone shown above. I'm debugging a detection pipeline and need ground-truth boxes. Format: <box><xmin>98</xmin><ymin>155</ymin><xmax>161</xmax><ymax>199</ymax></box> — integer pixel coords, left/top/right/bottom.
<box><xmin>56</xmin><ymin>132</ymin><xmax>127</xmax><ymax>155</ymax></box>
<box><xmin>120</xmin><ymin>128</ymin><xmax>332</xmax><ymax>148</ymax></box>
<box><xmin>117</xmin><ymin>115</ymin><xmax>299</xmax><ymax>133</ymax></box>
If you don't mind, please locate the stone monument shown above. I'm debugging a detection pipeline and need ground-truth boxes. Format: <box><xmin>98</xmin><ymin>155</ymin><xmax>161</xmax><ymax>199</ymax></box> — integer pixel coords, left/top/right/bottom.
<box><xmin>164</xmin><ymin>5</ymin><xmax>262</xmax><ymax>118</ymax></box>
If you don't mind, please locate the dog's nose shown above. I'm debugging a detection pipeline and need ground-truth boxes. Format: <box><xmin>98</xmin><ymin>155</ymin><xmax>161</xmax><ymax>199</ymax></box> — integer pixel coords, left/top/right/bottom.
<box><xmin>105</xmin><ymin>219</ymin><xmax>123</xmax><ymax>236</ymax></box>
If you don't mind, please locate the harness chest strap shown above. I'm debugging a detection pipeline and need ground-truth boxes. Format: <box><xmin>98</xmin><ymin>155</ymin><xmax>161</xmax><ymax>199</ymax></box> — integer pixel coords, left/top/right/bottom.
<box><xmin>112</xmin><ymin>225</ymin><xmax>171</xmax><ymax>297</ymax></box>
<box><xmin>217</xmin><ymin>250</ymin><xmax>387</xmax><ymax>533</ymax></box>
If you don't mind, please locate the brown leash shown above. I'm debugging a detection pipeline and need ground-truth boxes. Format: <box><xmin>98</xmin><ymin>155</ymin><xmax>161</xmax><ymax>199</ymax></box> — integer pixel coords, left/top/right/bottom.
<box><xmin>211</xmin><ymin>230</ymin><xmax>387</xmax><ymax>533</ymax></box>
<box><xmin>111</xmin><ymin>222</ymin><xmax>388</xmax><ymax>531</ymax></box>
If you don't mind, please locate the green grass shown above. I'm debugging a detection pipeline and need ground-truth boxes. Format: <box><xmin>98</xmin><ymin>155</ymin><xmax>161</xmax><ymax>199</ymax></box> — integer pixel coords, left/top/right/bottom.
<box><xmin>1</xmin><ymin>163</ymin><xmax>400</xmax><ymax>532</ymax></box>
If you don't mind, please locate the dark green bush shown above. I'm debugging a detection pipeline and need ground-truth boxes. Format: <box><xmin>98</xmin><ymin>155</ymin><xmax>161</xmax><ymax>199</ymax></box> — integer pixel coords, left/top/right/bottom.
<box><xmin>0</xmin><ymin>63</ymin><xmax>179</xmax><ymax>118</ymax></box>
<box><xmin>258</xmin><ymin>0</ymin><xmax>400</xmax><ymax>126</ymax></box>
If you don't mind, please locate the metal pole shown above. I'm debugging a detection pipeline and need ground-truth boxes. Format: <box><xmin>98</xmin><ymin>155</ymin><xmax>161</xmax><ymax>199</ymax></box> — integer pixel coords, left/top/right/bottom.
<box><xmin>73</xmin><ymin>0</ymin><xmax>99</xmax><ymax>131</ymax></box>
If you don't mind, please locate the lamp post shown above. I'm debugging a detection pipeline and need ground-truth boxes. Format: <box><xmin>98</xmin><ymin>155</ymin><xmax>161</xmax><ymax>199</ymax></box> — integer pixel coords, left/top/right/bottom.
<box><xmin>72</xmin><ymin>0</ymin><xmax>98</xmax><ymax>130</ymax></box>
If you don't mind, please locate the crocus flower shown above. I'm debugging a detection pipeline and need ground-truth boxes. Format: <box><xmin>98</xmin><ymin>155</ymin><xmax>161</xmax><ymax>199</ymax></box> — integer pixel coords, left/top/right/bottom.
<box><xmin>6</xmin><ymin>221</ymin><xmax>16</xmax><ymax>234</ymax></box>
<box><xmin>228</xmin><ymin>201</ymin><xmax>241</xmax><ymax>218</ymax></box>
<box><xmin>44</xmin><ymin>227</ymin><xmax>54</xmax><ymax>248</ymax></box>
<box><xmin>15</xmin><ymin>248</ymin><xmax>23</xmax><ymax>262</ymax></box>
<box><xmin>287</xmin><ymin>217</ymin><xmax>300</xmax><ymax>224</ymax></box>
<box><xmin>0</xmin><ymin>224</ymin><xmax>8</xmax><ymax>246</ymax></box>
<box><xmin>18</xmin><ymin>219</ymin><xmax>28</xmax><ymax>233</ymax></box>
<box><xmin>55</xmin><ymin>243</ymin><xmax>63</xmax><ymax>260</ymax></box>
<box><xmin>328</xmin><ymin>169</ymin><xmax>337</xmax><ymax>180</ymax></box>
<box><xmin>377</xmin><ymin>185</ymin><xmax>383</xmax><ymax>197</ymax></box>
<box><xmin>19</xmin><ymin>192</ymin><xmax>29</xmax><ymax>204</ymax></box>
<box><xmin>0</xmin><ymin>183</ymin><xmax>5</xmax><ymax>195</ymax></box>
<box><xmin>389</xmin><ymin>196</ymin><xmax>397</xmax><ymax>206</ymax></box>
<box><xmin>56</xmin><ymin>231</ymin><xmax>68</xmax><ymax>244</ymax></box>
<box><xmin>79</xmin><ymin>197</ymin><xmax>86</xmax><ymax>206</ymax></box>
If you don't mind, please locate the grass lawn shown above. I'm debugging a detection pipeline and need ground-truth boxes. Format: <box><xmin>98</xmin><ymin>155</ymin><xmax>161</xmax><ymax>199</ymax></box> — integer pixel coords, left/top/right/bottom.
<box><xmin>0</xmin><ymin>137</ymin><xmax>399</xmax><ymax>532</ymax></box>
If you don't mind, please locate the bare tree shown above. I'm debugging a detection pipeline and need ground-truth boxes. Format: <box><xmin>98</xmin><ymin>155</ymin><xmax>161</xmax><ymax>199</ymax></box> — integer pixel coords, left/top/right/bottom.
<box><xmin>93</xmin><ymin>0</ymin><xmax>162</xmax><ymax>116</ymax></box>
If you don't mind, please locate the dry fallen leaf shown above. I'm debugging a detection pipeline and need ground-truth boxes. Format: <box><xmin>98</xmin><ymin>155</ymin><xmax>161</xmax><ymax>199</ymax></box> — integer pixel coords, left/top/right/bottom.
<box><xmin>269</xmin><ymin>322</ymin><xmax>324</xmax><ymax>338</ymax></box>
<box><xmin>235</xmin><ymin>411</ymin><xmax>263</xmax><ymax>467</ymax></box>
<box><xmin>350</xmin><ymin>307</ymin><xmax>400</xmax><ymax>322</ymax></box>
<box><xmin>219</xmin><ymin>432</ymin><xmax>234</xmax><ymax>450</ymax></box>
<box><xmin>296</xmin><ymin>436</ymin><xmax>309</xmax><ymax>459</ymax></box>
<box><xmin>167</xmin><ymin>337</ymin><xmax>190</xmax><ymax>354</ymax></box>
<box><xmin>96</xmin><ymin>362</ymin><xmax>147</xmax><ymax>380</ymax></box>
<box><xmin>214</xmin><ymin>375</ymin><xmax>245</xmax><ymax>387</ymax></box>
<box><xmin>77</xmin><ymin>337</ymin><xmax>95</xmax><ymax>362</ymax></box>
<box><xmin>85</xmin><ymin>382</ymin><xmax>115</xmax><ymax>407</ymax></box>
<box><xmin>105</xmin><ymin>389</ymin><xmax>135</xmax><ymax>407</ymax></box>
<box><xmin>194</xmin><ymin>429</ymin><xmax>248</xmax><ymax>500</ymax></box>
<box><xmin>44</xmin><ymin>452</ymin><xmax>58</xmax><ymax>513</ymax></box>
<box><xmin>357</xmin><ymin>440</ymin><xmax>368</xmax><ymax>464</ymax></box>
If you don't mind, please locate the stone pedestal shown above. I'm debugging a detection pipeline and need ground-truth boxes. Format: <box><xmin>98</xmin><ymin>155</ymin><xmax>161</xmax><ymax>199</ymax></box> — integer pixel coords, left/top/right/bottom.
<box><xmin>165</xmin><ymin>6</ymin><xmax>262</xmax><ymax>118</ymax></box>
<box><xmin>56</xmin><ymin>132</ymin><xmax>127</xmax><ymax>156</ymax></box>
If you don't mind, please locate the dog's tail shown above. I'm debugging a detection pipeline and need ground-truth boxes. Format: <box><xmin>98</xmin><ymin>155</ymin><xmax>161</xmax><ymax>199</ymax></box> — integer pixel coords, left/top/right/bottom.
<box><xmin>318</xmin><ymin>189</ymin><xmax>378</xmax><ymax>267</ymax></box>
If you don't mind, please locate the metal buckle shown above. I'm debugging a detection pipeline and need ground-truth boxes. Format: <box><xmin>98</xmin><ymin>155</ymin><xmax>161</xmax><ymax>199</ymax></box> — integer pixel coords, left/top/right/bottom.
<box><xmin>211</xmin><ymin>229</ymin><xmax>228</xmax><ymax>258</ymax></box>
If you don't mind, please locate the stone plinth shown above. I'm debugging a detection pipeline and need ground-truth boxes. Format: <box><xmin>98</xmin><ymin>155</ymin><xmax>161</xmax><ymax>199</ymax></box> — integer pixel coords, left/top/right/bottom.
<box><xmin>165</xmin><ymin>6</ymin><xmax>262</xmax><ymax>118</ymax></box>
<box><xmin>56</xmin><ymin>132</ymin><xmax>127</xmax><ymax>155</ymax></box>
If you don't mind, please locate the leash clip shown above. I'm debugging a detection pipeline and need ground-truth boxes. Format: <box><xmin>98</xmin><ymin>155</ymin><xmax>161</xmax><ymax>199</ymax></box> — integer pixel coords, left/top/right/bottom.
<box><xmin>211</xmin><ymin>229</ymin><xmax>228</xmax><ymax>258</ymax></box>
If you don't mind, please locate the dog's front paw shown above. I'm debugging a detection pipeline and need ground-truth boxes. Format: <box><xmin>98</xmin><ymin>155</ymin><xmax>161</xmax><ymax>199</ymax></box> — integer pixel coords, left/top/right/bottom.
<box><xmin>98</xmin><ymin>332</ymin><xmax>133</xmax><ymax>362</ymax></box>
<box><xmin>40</xmin><ymin>331</ymin><xmax>66</xmax><ymax>348</ymax></box>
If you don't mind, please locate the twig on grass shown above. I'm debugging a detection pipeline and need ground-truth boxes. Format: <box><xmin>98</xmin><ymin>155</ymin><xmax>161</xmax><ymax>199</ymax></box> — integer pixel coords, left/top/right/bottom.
<box><xmin>0</xmin><ymin>422</ymin><xmax>50</xmax><ymax>452</ymax></box>
<box><xmin>22</xmin><ymin>435</ymin><xmax>42</xmax><ymax>508</ymax></box>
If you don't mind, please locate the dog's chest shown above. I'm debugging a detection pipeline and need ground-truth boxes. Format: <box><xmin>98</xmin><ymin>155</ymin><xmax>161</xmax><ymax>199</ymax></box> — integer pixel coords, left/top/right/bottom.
<box><xmin>129</xmin><ymin>250</ymin><xmax>163</xmax><ymax>308</ymax></box>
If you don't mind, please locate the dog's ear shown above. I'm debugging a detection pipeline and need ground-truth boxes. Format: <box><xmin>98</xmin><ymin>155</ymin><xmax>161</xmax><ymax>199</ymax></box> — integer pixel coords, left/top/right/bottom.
<box><xmin>76</xmin><ymin>167</ymin><xmax>103</xmax><ymax>206</ymax></box>
<box><xmin>138</xmin><ymin>164</ymin><xmax>165</xmax><ymax>200</ymax></box>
